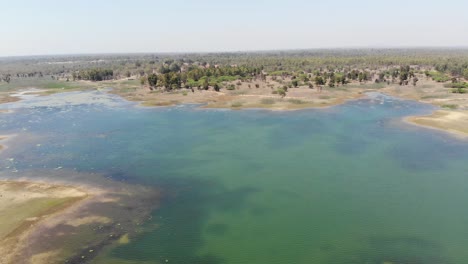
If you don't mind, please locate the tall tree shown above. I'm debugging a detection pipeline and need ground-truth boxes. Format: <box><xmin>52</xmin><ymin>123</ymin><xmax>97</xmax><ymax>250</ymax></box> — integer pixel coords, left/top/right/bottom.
<box><xmin>147</xmin><ymin>74</ymin><xmax>158</xmax><ymax>87</ymax></box>
<box><xmin>314</xmin><ymin>76</ymin><xmax>325</xmax><ymax>86</ymax></box>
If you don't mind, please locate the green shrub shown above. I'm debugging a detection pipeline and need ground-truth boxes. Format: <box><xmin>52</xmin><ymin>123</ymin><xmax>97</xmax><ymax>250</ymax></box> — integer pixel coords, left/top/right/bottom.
<box><xmin>441</xmin><ymin>104</ymin><xmax>458</xmax><ymax>109</ymax></box>
<box><xmin>444</xmin><ymin>82</ymin><xmax>468</xmax><ymax>89</ymax></box>
<box><xmin>226</xmin><ymin>84</ymin><xmax>236</xmax><ymax>90</ymax></box>
<box><xmin>420</xmin><ymin>94</ymin><xmax>448</xmax><ymax>99</ymax></box>
<box><xmin>269</xmin><ymin>71</ymin><xmax>290</xmax><ymax>76</ymax></box>
<box><xmin>427</xmin><ymin>71</ymin><xmax>451</xmax><ymax>82</ymax></box>
<box><xmin>215</xmin><ymin>75</ymin><xmax>238</xmax><ymax>83</ymax></box>
<box><xmin>451</xmin><ymin>88</ymin><xmax>467</xmax><ymax>94</ymax></box>
<box><xmin>291</xmin><ymin>80</ymin><xmax>299</xmax><ymax>87</ymax></box>
<box><xmin>277</xmin><ymin>88</ymin><xmax>286</xmax><ymax>97</ymax></box>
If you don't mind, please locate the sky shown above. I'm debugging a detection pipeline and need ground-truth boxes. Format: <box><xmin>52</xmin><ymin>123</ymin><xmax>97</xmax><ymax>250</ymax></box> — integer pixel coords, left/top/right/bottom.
<box><xmin>1</xmin><ymin>0</ymin><xmax>468</xmax><ymax>56</ymax></box>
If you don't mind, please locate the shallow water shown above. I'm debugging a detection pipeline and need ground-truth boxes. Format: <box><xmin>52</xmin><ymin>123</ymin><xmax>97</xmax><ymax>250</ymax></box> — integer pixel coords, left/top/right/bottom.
<box><xmin>2</xmin><ymin>91</ymin><xmax>468</xmax><ymax>263</ymax></box>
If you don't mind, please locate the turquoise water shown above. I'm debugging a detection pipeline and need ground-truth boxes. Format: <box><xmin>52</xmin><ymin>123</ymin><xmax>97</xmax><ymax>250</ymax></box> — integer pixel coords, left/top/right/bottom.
<box><xmin>2</xmin><ymin>91</ymin><xmax>468</xmax><ymax>263</ymax></box>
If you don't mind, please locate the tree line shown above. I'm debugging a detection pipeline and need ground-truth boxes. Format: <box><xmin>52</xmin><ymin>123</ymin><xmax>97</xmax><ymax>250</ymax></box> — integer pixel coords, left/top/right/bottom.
<box><xmin>2</xmin><ymin>49</ymin><xmax>468</xmax><ymax>86</ymax></box>
<box><xmin>142</xmin><ymin>64</ymin><xmax>262</xmax><ymax>91</ymax></box>
<box><xmin>72</xmin><ymin>69</ymin><xmax>114</xmax><ymax>81</ymax></box>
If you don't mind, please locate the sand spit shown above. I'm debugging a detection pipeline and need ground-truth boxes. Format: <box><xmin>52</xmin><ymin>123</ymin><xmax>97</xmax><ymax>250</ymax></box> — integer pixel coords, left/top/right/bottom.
<box><xmin>0</xmin><ymin>93</ymin><xmax>20</xmax><ymax>105</ymax></box>
<box><xmin>0</xmin><ymin>135</ymin><xmax>16</xmax><ymax>153</ymax></box>
<box><xmin>405</xmin><ymin>110</ymin><xmax>468</xmax><ymax>140</ymax></box>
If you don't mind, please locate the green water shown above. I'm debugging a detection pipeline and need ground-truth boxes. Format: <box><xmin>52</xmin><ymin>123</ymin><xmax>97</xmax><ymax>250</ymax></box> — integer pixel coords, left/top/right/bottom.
<box><xmin>2</xmin><ymin>91</ymin><xmax>468</xmax><ymax>263</ymax></box>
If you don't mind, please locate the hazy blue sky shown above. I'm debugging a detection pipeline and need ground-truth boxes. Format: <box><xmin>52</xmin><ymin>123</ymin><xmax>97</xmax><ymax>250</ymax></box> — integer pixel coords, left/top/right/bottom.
<box><xmin>1</xmin><ymin>0</ymin><xmax>468</xmax><ymax>56</ymax></box>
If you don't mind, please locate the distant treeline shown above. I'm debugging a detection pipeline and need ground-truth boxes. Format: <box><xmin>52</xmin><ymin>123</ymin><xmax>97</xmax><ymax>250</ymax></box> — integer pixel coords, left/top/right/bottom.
<box><xmin>1</xmin><ymin>49</ymin><xmax>468</xmax><ymax>84</ymax></box>
<box><xmin>140</xmin><ymin>62</ymin><xmax>423</xmax><ymax>91</ymax></box>
<box><xmin>145</xmin><ymin>65</ymin><xmax>262</xmax><ymax>90</ymax></box>
<box><xmin>72</xmin><ymin>68</ymin><xmax>113</xmax><ymax>81</ymax></box>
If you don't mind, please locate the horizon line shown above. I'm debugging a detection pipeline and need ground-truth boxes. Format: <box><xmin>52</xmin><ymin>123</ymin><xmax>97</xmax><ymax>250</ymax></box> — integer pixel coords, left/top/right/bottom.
<box><xmin>2</xmin><ymin>46</ymin><xmax>468</xmax><ymax>59</ymax></box>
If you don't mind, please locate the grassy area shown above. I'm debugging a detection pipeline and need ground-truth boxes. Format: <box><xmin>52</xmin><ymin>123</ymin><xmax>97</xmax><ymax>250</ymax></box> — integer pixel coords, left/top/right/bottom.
<box><xmin>0</xmin><ymin>197</ymin><xmax>73</xmax><ymax>239</ymax></box>
<box><xmin>426</xmin><ymin>71</ymin><xmax>451</xmax><ymax>82</ymax></box>
<box><xmin>419</xmin><ymin>84</ymin><xmax>436</xmax><ymax>89</ymax></box>
<box><xmin>287</xmin><ymin>99</ymin><xmax>305</xmax><ymax>104</ymax></box>
<box><xmin>0</xmin><ymin>77</ymin><xmax>94</xmax><ymax>92</ymax></box>
<box><xmin>441</xmin><ymin>104</ymin><xmax>458</xmax><ymax>109</ymax></box>
<box><xmin>346</xmin><ymin>82</ymin><xmax>387</xmax><ymax>89</ymax></box>
<box><xmin>231</xmin><ymin>102</ymin><xmax>243</xmax><ymax>108</ymax></box>
<box><xmin>260</xmin><ymin>98</ymin><xmax>276</xmax><ymax>105</ymax></box>
<box><xmin>230</xmin><ymin>90</ymin><xmax>247</xmax><ymax>95</ymax></box>
<box><xmin>0</xmin><ymin>181</ymin><xmax>87</xmax><ymax>241</ymax></box>
<box><xmin>269</xmin><ymin>71</ymin><xmax>291</xmax><ymax>76</ymax></box>
<box><xmin>117</xmin><ymin>79</ymin><xmax>141</xmax><ymax>87</ymax></box>
<box><xmin>420</xmin><ymin>94</ymin><xmax>449</xmax><ymax>99</ymax></box>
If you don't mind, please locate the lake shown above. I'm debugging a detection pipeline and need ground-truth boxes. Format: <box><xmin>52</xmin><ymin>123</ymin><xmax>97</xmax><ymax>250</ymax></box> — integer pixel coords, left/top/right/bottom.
<box><xmin>1</xmin><ymin>90</ymin><xmax>468</xmax><ymax>264</ymax></box>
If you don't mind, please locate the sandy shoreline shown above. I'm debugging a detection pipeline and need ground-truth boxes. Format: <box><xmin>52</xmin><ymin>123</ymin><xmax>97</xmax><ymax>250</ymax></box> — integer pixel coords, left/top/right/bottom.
<box><xmin>111</xmin><ymin>80</ymin><xmax>468</xmax><ymax>138</ymax></box>
<box><xmin>100</xmin><ymin>77</ymin><xmax>468</xmax><ymax>138</ymax></box>
<box><xmin>404</xmin><ymin>110</ymin><xmax>468</xmax><ymax>140</ymax></box>
<box><xmin>5</xmin><ymin>79</ymin><xmax>468</xmax><ymax>139</ymax></box>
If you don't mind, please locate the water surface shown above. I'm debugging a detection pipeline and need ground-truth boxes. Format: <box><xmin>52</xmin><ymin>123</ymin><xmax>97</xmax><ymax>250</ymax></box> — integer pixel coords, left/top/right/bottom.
<box><xmin>1</xmin><ymin>91</ymin><xmax>468</xmax><ymax>263</ymax></box>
